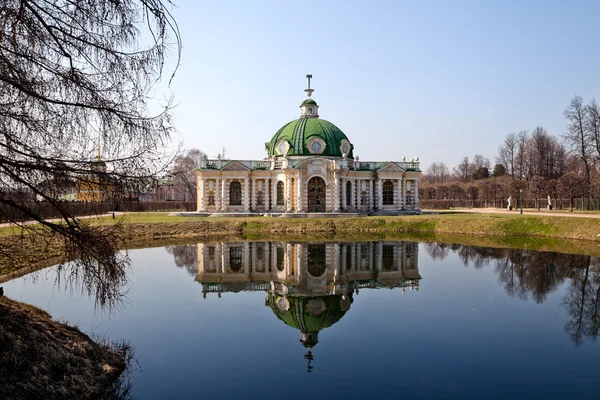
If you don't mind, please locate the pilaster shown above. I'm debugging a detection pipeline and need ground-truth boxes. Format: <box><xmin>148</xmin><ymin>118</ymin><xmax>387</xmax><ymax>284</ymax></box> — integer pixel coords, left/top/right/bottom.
<box><xmin>198</xmin><ymin>178</ymin><xmax>205</xmax><ymax>211</ymax></box>
<box><xmin>243</xmin><ymin>177</ymin><xmax>250</xmax><ymax>212</ymax></box>
<box><xmin>297</xmin><ymin>173</ymin><xmax>303</xmax><ymax>212</ymax></box>
<box><xmin>376</xmin><ymin>178</ymin><xmax>383</xmax><ymax>210</ymax></box>
<box><xmin>333</xmin><ymin>173</ymin><xmax>340</xmax><ymax>212</ymax></box>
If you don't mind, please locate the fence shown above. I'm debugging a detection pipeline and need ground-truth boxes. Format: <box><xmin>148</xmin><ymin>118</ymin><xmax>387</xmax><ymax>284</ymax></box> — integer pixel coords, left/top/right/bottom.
<box><xmin>0</xmin><ymin>200</ymin><xmax>197</xmax><ymax>223</ymax></box>
<box><xmin>420</xmin><ymin>198</ymin><xmax>600</xmax><ymax>211</ymax></box>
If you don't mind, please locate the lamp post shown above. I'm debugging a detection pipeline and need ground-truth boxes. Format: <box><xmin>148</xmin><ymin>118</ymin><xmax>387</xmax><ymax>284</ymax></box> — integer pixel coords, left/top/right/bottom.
<box><xmin>519</xmin><ymin>189</ymin><xmax>523</xmax><ymax>215</ymax></box>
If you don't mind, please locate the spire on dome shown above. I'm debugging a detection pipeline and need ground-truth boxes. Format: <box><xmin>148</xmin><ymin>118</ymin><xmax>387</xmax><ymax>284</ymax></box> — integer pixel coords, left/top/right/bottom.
<box><xmin>300</xmin><ymin>74</ymin><xmax>319</xmax><ymax>118</ymax></box>
<box><xmin>304</xmin><ymin>74</ymin><xmax>314</xmax><ymax>97</ymax></box>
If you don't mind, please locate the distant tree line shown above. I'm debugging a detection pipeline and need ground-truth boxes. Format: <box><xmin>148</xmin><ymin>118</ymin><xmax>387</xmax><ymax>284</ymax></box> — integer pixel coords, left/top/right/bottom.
<box><xmin>421</xmin><ymin>95</ymin><xmax>600</xmax><ymax>211</ymax></box>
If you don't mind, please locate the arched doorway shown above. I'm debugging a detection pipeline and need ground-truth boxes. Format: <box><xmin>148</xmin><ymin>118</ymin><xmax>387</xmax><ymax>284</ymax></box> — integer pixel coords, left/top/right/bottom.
<box><xmin>307</xmin><ymin>177</ymin><xmax>326</xmax><ymax>212</ymax></box>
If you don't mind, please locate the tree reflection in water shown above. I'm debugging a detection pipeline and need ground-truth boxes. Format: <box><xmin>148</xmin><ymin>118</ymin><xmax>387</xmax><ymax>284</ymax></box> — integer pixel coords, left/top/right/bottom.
<box><xmin>424</xmin><ymin>242</ymin><xmax>600</xmax><ymax>346</ymax></box>
<box><xmin>165</xmin><ymin>245</ymin><xmax>198</xmax><ymax>277</ymax></box>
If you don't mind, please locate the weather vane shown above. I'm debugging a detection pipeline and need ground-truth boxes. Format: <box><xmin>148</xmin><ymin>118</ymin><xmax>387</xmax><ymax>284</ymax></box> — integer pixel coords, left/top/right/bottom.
<box><xmin>304</xmin><ymin>74</ymin><xmax>314</xmax><ymax>97</ymax></box>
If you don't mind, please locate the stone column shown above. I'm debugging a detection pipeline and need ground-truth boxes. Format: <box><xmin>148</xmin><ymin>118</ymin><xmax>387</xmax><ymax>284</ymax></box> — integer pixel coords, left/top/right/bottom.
<box><xmin>401</xmin><ymin>177</ymin><xmax>405</xmax><ymax>210</ymax></box>
<box><xmin>376</xmin><ymin>242</ymin><xmax>383</xmax><ymax>272</ymax></box>
<box><xmin>197</xmin><ymin>178</ymin><xmax>205</xmax><ymax>212</ymax></box>
<box><xmin>244</xmin><ymin>243</ymin><xmax>250</xmax><ymax>277</ymax></box>
<box><xmin>369</xmin><ymin>180</ymin><xmax>374</xmax><ymax>211</ymax></box>
<box><xmin>285</xmin><ymin>175</ymin><xmax>292</xmax><ymax>212</ymax></box>
<box><xmin>243</xmin><ymin>177</ymin><xmax>250</xmax><ymax>212</ymax></box>
<box><xmin>341</xmin><ymin>178</ymin><xmax>346</xmax><ymax>211</ymax></box>
<box><xmin>251</xmin><ymin>178</ymin><xmax>256</xmax><ymax>211</ymax></box>
<box><xmin>354</xmin><ymin>179</ymin><xmax>360</xmax><ymax>210</ymax></box>
<box><xmin>333</xmin><ymin>173</ymin><xmax>340</xmax><ymax>212</ymax></box>
<box><xmin>376</xmin><ymin>178</ymin><xmax>383</xmax><ymax>210</ymax></box>
<box><xmin>297</xmin><ymin>174</ymin><xmax>303</xmax><ymax>212</ymax></box>
<box><xmin>273</xmin><ymin>178</ymin><xmax>278</xmax><ymax>209</ymax></box>
<box><xmin>414</xmin><ymin>179</ymin><xmax>419</xmax><ymax>209</ymax></box>
<box><xmin>333</xmin><ymin>243</ymin><xmax>341</xmax><ymax>285</ymax></box>
<box><xmin>286</xmin><ymin>243</ymin><xmax>292</xmax><ymax>276</ymax></box>
<box><xmin>221</xmin><ymin>178</ymin><xmax>227</xmax><ymax>212</ymax></box>
<box><xmin>395</xmin><ymin>179</ymin><xmax>400</xmax><ymax>210</ymax></box>
<box><xmin>219</xmin><ymin>243</ymin><xmax>225</xmax><ymax>274</ymax></box>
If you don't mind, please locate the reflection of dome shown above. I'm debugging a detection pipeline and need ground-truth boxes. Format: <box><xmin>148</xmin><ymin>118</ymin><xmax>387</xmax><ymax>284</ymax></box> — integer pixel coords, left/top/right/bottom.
<box><xmin>266</xmin><ymin>293</ymin><xmax>352</xmax><ymax>349</ymax></box>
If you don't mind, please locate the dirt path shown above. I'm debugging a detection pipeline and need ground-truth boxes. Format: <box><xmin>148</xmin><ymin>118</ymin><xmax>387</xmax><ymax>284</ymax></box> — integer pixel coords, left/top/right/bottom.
<box><xmin>429</xmin><ymin>207</ymin><xmax>600</xmax><ymax>219</ymax></box>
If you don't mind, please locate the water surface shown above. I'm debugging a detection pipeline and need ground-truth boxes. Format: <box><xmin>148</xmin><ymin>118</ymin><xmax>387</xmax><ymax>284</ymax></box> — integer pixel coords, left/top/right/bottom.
<box><xmin>4</xmin><ymin>240</ymin><xmax>600</xmax><ymax>399</ymax></box>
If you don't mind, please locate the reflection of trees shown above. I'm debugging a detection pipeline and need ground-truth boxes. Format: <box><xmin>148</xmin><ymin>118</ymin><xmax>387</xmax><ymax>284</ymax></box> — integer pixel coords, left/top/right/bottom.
<box><xmin>165</xmin><ymin>245</ymin><xmax>198</xmax><ymax>276</ymax></box>
<box><xmin>424</xmin><ymin>242</ymin><xmax>600</xmax><ymax>345</ymax></box>
<box><xmin>563</xmin><ymin>257</ymin><xmax>600</xmax><ymax>346</ymax></box>
<box><xmin>423</xmin><ymin>243</ymin><xmax>450</xmax><ymax>260</ymax></box>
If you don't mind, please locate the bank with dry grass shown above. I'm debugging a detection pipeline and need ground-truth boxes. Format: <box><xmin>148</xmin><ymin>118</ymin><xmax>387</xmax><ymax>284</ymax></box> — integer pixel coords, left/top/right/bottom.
<box><xmin>2</xmin><ymin>212</ymin><xmax>600</xmax><ymax>281</ymax></box>
<box><xmin>0</xmin><ymin>296</ymin><xmax>127</xmax><ymax>400</ymax></box>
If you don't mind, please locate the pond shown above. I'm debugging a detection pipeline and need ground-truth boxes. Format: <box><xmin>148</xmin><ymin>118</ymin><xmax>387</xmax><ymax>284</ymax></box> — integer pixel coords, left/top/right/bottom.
<box><xmin>4</xmin><ymin>240</ymin><xmax>600</xmax><ymax>399</ymax></box>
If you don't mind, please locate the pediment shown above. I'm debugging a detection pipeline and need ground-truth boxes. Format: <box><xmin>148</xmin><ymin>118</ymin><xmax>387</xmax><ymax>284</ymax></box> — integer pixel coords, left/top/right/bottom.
<box><xmin>377</xmin><ymin>162</ymin><xmax>405</xmax><ymax>173</ymax></box>
<box><xmin>220</xmin><ymin>161</ymin><xmax>251</xmax><ymax>171</ymax></box>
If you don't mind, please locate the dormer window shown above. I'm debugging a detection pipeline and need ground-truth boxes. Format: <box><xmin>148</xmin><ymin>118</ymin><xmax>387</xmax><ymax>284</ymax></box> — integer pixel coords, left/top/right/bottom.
<box><xmin>340</xmin><ymin>140</ymin><xmax>351</xmax><ymax>156</ymax></box>
<box><xmin>308</xmin><ymin>138</ymin><xmax>326</xmax><ymax>154</ymax></box>
<box><xmin>276</xmin><ymin>140</ymin><xmax>289</xmax><ymax>155</ymax></box>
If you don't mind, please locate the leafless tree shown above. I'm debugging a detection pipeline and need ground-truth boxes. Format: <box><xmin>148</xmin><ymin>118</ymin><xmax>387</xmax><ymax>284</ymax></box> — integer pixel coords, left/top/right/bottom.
<box><xmin>558</xmin><ymin>172</ymin><xmax>587</xmax><ymax>212</ymax></box>
<box><xmin>496</xmin><ymin>132</ymin><xmax>519</xmax><ymax>179</ymax></box>
<box><xmin>585</xmin><ymin>99</ymin><xmax>600</xmax><ymax>162</ymax></box>
<box><xmin>564</xmin><ymin>95</ymin><xmax>592</xmax><ymax>186</ymax></box>
<box><xmin>0</xmin><ymin>0</ymin><xmax>181</xmax><ymax>304</ymax></box>
<box><xmin>425</xmin><ymin>162</ymin><xmax>450</xmax><ymax>185</ymax></box>
<box><xmin>515</xmin><ymin>130</ymin><xmax>529</xmax><ymax>180</ymax></box>
<box><xmin>170</xmin><ymin>148</ymin><xmax>206</xmax><ymax>201</ymax></box>
<box><xmin>453</xmin><ymin>157</ymin><xmax>471</xmax><ymax>183</ymax></box>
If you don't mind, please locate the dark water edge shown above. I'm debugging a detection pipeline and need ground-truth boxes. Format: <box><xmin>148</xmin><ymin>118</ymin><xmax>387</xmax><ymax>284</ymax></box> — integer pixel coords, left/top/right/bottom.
<box><xmin>4</xmin><ymin>239</ymin><xmax>600</xmax><ymax>400</ymax></box>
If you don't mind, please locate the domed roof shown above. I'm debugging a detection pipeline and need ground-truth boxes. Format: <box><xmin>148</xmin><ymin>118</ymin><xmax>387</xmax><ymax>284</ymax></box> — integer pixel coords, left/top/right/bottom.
<box><xmin>266</xmin><ymin>294</ymin><xmax>351</xmax><ymax>335</ymax></box>
<box><xmin>266</xmin><ymin>118</ymin><xmax>354</xmax><ymax>158</ymax></box>
<box><xmin>300</xmin><ymin>98</ymin><xmax>317</xmax><ymax>106</ymax></box>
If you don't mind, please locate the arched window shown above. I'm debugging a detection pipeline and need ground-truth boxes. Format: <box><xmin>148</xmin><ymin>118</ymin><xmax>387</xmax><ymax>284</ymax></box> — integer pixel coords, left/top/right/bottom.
<box><xmin>229</xmin><ymin>246</ymin><xmax>243</xmax><ymax>272</ymax></box>
<box><xmin>276</xmin><ymin>247</ymin><xmax>284</xmax><ymax>271</ymax></box>
<box><xmin>346</xmin><ymin>181</ymin><xmax>352</xmax><ymax>206</ymax></box>
<box><xmin>229</xmin><ymin>181</ymin><xmax>242</xmax><ymax>205</ymax></box>
<box><xmin>276</xmin><ymin>181</ymin><xmax>284</xmax><ymax>205</ymax></box>
<box><xmin>382</xmin><ymin>245</ymin><xmax>395</xmax><ymax>271</ymax></box>
<box><xmin>383</xmin><ymin>180</ymin><xmax>394</xmax><ymax>205</ymax></box>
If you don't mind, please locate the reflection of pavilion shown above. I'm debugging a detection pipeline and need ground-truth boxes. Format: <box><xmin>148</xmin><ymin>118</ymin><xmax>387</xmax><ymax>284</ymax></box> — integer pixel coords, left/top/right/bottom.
<box><xmin>196</xmin><ymin>241</ymin><xmax>420</xmax><ymax>370</ymax></box>
<box><xmin>196</xmin><ymin>241</ymin><xmax>420</xmax><ymax>297</ymax></box>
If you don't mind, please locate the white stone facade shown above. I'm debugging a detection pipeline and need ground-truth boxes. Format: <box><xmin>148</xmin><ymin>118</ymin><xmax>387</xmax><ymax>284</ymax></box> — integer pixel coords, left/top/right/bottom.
<box><xmin>195</xmin><ymin>157</ymin><xmax>421</xmax><ymax>214</ymax></box>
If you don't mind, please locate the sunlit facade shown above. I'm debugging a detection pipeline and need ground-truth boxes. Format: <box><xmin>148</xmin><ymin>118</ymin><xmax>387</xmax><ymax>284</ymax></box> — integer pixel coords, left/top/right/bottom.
<box><xmin>195</xmin><ymin>78</ymin><xmax>422</xmax><ymax>215</ymax></box>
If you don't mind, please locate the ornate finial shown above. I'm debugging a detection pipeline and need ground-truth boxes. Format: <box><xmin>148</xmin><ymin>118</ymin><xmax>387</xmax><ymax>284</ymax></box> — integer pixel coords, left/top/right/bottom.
<box><xmin>304</xmin><ymin>74</ymin><xmax>314</xmax><ymax>97</ymax></box>
<box><xmin>304</xmin><ymin>350</ymin><xmax>314</xmax><ymax>373</ymax></box>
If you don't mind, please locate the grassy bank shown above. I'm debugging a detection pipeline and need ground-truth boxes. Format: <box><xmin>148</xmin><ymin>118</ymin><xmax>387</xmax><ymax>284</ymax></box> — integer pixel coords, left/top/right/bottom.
<box><xmin>1</xmin><ymin>212</ymin><xmax>600</xmax><ymax>281</ymax></box>
<box><xmin>0</xmin><ymin>296</ymin><xmax>127</xmax><ymax>400</ymax></box>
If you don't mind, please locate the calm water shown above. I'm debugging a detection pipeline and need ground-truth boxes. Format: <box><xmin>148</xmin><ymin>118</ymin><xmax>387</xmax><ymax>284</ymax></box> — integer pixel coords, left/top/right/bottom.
<box><xmin>4</xmin><ymin>240</ymin><xmax>600</xmax><ymax>399</ymax></box>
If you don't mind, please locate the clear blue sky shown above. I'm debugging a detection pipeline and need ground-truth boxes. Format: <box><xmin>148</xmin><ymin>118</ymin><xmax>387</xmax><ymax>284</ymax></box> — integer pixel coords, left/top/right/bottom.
<box><xmin>159</xmin><ymin>0</ymin><xmax>600</xmax><ymax>169</ymax></box>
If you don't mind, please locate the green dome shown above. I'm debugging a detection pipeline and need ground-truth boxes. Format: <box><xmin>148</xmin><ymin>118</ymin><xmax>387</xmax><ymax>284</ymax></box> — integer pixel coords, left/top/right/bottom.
<box><xmin>266</xmin><ymin>294</ymin><xmax>351</xmax><ymax>334</ymax></box>
<box><xmin>266</xmin><ymin>118</ymin><xmax>354</xmax><ymax>158</ymax></box>
<box><xmin>300</xmin><ymin>98</ymin><xmax>317</xmax><ymax>106</ymax></box>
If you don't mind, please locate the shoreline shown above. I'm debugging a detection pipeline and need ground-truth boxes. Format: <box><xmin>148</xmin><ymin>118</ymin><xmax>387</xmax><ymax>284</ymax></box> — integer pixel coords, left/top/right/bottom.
<box><xmin>2</xmin><ymin>212</ymin><xmax>600</xmax><ymax>282</ymax></box>
<box><xmin>0</xmin><ymin>296</ymin><xmax>128</xmax><ymax>400</ymax></box>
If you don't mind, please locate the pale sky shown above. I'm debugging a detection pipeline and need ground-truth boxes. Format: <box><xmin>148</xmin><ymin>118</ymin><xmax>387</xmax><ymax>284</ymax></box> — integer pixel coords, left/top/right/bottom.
<box><xmin>156</xmin><ymin>0</ymin><xmax>600</xmax><ymax>169</ymax></box>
